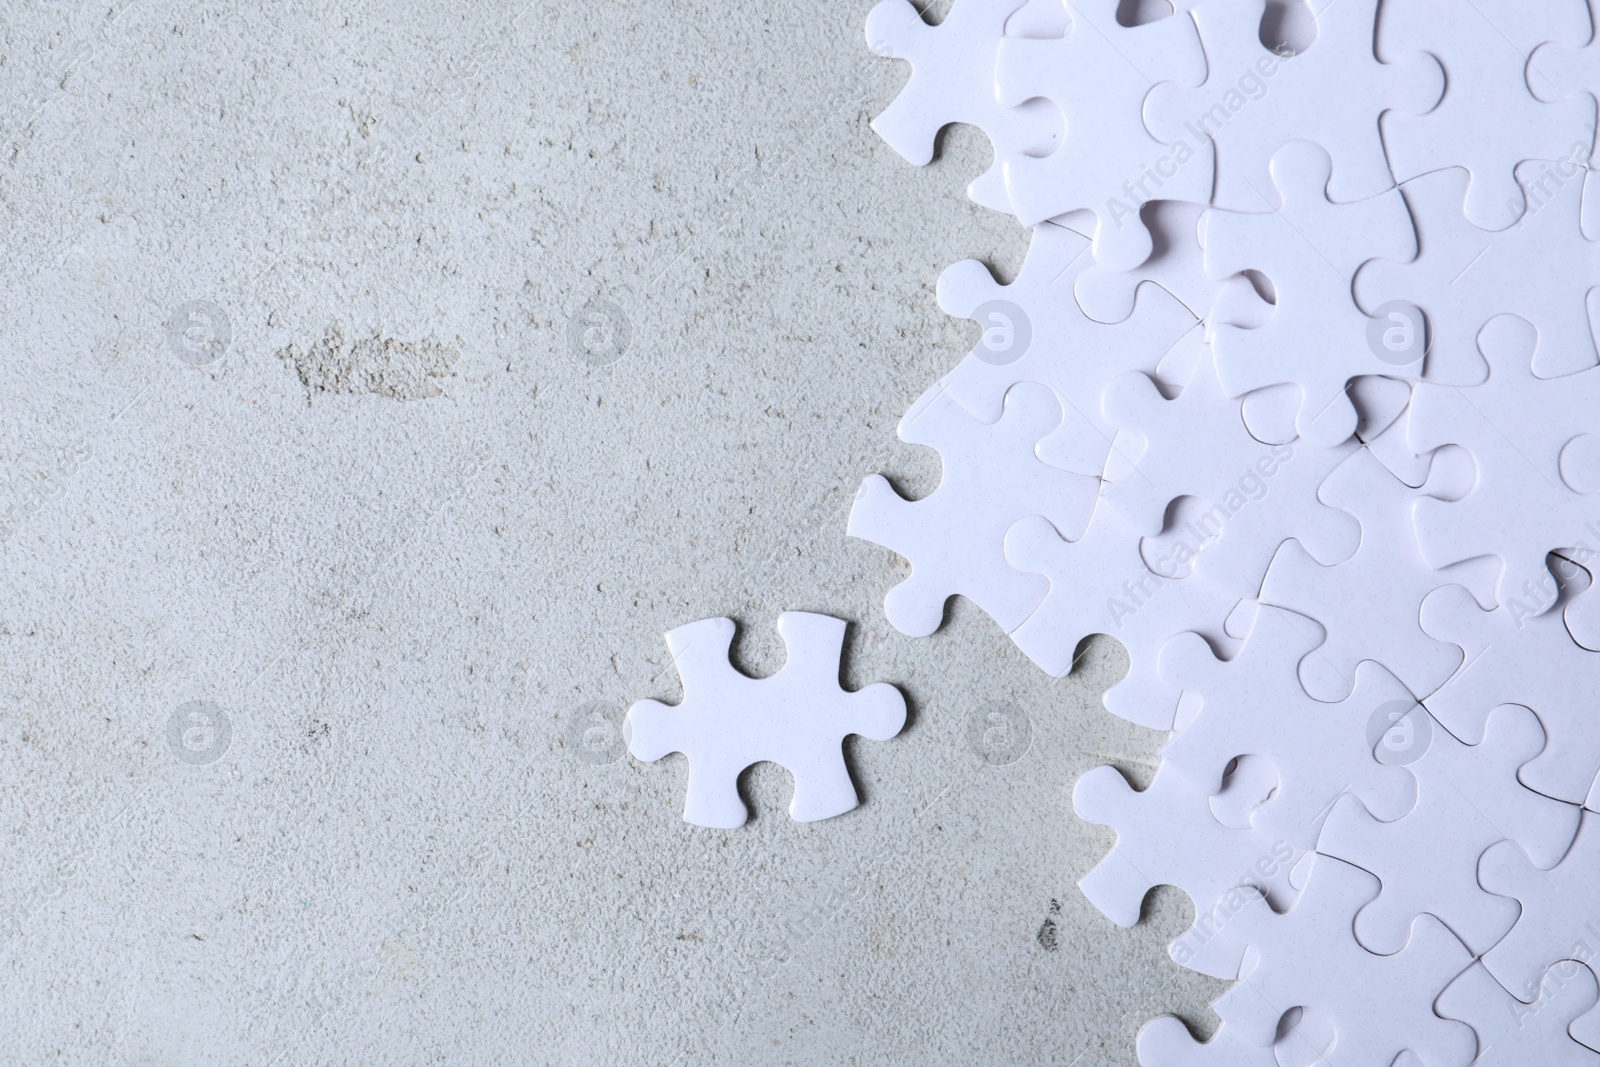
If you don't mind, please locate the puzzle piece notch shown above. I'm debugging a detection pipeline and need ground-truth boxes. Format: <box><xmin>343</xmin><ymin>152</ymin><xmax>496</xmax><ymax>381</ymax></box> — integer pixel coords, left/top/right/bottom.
<box><xmin>1202</xmin><ymin>140</ymin><xmax>1421</xmax><ymax>447</ymax></box>
<box><xmin>627</xmin><ymin>613</ymin><xmax>905</xmax><ymax>828</ymax></box>
<box><xmin>1560</xmin><ymin>550</ymin><xmax>1600</xmax><ymax>652</ymax></box>
<box><xmin>1135</xmin><ymin>1015</ymin><xmax>1294</xmax><ymax>1067</ymax></box>
<box><xmin>1316</xmin><ymin>703</ymin><xmax>1580</xmax><ymax>956</ymax></box>
<box><xmin>849</xmin><ymin>381</ymin><xmax>1099</xmax><ymax>637</ymax></box>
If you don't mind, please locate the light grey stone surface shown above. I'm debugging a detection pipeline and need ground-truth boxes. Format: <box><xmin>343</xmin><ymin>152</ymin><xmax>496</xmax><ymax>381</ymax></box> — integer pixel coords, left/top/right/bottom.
<box><xmin>0</xmin><ymin>0</ymin><xmax>1225</xmax><ymax>1062</ymax></box>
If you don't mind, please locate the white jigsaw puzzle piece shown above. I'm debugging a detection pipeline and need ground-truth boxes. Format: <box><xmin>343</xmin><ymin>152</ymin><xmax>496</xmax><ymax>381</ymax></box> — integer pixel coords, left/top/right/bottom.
<box><xmin>627</xmin><ymin>613</ymin><xmax>906</xmax><ymax>829</ymax></box>
<box><xmin>865</xmin><ymin>0</ymin><xmax>1062</xmax><ymax>212</ymax></box>
<box><xmin>1421</xmin><ymin>579</ymin><xmax>1600</xmax><ymax>808</ymax></box>
<box><xmin>1074</xmin><ymin>761</ymin><xmax>1305</xmax><ymax>980</ymax></box>
<box><xmin>1101</xmin><ymin>345</ymin><xmax>1361</xmax><ymax>598</ymax></box>
<box><xmin>849</xmin><ymin>381</ymin><xmax>1099</xmax><ymax>636</ymax></box>
<box><xmin>1379</xmin><ymin>0</ymin><xmax>1592</xmax><ymax>230</ymax></box>
<box><xmin>1401</xmin><ymin>327</ymin><xmax>1600</xmax><ymax>619</ymax></box>
<box><xmin>1258</xmin><ymin>447</ymin><xmax>1462</xmax><ymax>701</ymax></box>
<box><xmin>1145</xmin><ymin>0</ymin><xmax>1443</xmax><ymax>212</ymax></box>
<box><xmin>1066</xmin><ymin>199</ymin><xmax>1221</xmax><ymax>325</ymax></box>
<box><xmin>1437</xmin><ymin>960</ymin><xmax>1600</xmax><ymax>1066</ymax></box>
<box><xmin>936</xmin><ymin>221</ymin><xmax>1199</xmax><ymax>475</ymax></box>
<box><xmin>995</xmin><ymin>0</ymin><xmax>1212</xmax><ymax>265</ymax></box>
<box><xmin>1207</xmin><ymin>854</ymin><xmax>1476</xmax><ymax>1065</ymax></box>
<box><xmin>1317</xmin><ymin>704</ymin><xmax>1580</xmax><ymax>956</ymax></box>
<box><xmin>1203</xmin><ymin>141</ymin><xmax>1422</xmax><ymax>446</ymax></box>
<box><xmin>1004</xmin><ymin>502</ymin><xmax>1247</xmax><ymax>728</ymax></box>
<box><xmin>1355</xmin><ymin>163</ymin><xmax>1600</xmax><ymax>384</ymax></box>
<box><xmin>1159</xmin><ymin>605</ymin><xmax>1419</xmax><ymax>846</ymax></box>
<box><xmin>1481</xmin><ymin>811</ymin><xmax>1600</xmax><ymax>1004</ymax></box>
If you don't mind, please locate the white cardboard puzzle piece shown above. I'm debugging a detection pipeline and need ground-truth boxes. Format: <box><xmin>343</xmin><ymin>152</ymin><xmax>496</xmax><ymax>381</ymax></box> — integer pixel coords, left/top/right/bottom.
<box><xmin>1379</xmin><ymin>0</ymin><xmax>1593</xmax><ymax>230</ymax></box>
<box><xmin>1316</xmin><ymin>704</ymin><xmax>1579</xmax><ymax>956</ymax></box>
<box><xmin>934</xmin><ymin>221</ymin><xmax>1198</xmax><ymax>476</ymax></box>
<box><xmin>1158</xmin><ymin>606</ymin><xmax>1418</xmax><ymax>847</ymax></box>
<box><xmin>848</xmin><ymin>381</ymin><xmax>1099</xmax><ymax>637</ymax></box>
<box><xmin>1202</xmin><ymin>140</ymin><xmax>1422</xmax><ymax>447</ymax></box>
<box><xmin>1482</xmin><ymin>812</ymin><xmax>1600</xmax><ymax>1005</ymax></box>
<box><xmin>1074</xmin><ymin>761</ymin><xmax>1305</xmax><ymax>980</ymax></box>
<box><xmin>1144</xmin><ymin>0</ymin><xmax>1442</xmax><ymax>212</ymax></box>
<box><xmin>627</xmin><ymin>614</ymin><xmax>906</xmax><ymax>829</ymax></box>
<box><xmin>996</xmin><ymin>0</ymin><xmax>1211</xmax><ymax>263</ymax></box>
<box><xmin>1101</xmin><ymin>345</ymin><xmax>1360</xmax><ymax>598</ymax></box>
<box><xmin>1258</xmin><ymin>446</ymin><xmax>1461</xmax><ymax>701</ymax></box>
<box><xmin>865</xmin><ymin>0</ymin><xmax>1062</xmax><ymax>213</ymax></box>
<box><xmin>1437</xmin><ymin>960</ymin><xmax>1600</xmax><ymax>1066</ymax></box>
<box><xmin>1207</xmin><ymin>854</ymin><xmax>1476</xmax><ymax>1066</ymax></box>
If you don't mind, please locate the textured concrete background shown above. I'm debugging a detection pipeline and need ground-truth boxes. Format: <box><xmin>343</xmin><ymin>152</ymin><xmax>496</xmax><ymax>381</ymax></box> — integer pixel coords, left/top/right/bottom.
<box><xmin>0</xmin><ymin>0</ymin><xmax>1225</xmax><ymax>1062</ymax></box>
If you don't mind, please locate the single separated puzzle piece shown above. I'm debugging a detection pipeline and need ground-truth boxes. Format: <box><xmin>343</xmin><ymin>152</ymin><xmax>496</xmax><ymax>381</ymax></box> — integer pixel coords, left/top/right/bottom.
<box><xmin>865</xmin><ymin>0</ymin><xmax>1060</xmax><ymax>212</ymax></box>
<box><xmin>849</xmin><ymin>381</ymin><xmax>1099</xmax><ymax>637</ymax></box>
<box><xmin>1202</xmin><ymin>141</ymin><xmax>1422</xmax><ymax>446</ymax></box>
<box><xmin>627</xmin><ymin>613</ymin><xmax>906</xmax><ymax>829</ymax></box>
<box><xmin>994</xmin><ymin>0</ymin><xmax>1211</xmax><ymax>265</ymax></box>
<box><xmin>1318</xmin><ymin>704</ymin><xmax>1579</xmax><ymax>956</ymax></box>
<box><xmin>1145</xmin><ymin>0</ymin><xmax>1443</xmax><ymax>212</ymax></box>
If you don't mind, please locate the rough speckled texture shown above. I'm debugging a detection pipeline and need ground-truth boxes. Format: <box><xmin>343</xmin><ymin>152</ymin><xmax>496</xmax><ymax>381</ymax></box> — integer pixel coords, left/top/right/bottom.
<box><xmin>0</xmin><ymin>0</ymin><xmax>1224</xmax><ymax>1062</ymax></box>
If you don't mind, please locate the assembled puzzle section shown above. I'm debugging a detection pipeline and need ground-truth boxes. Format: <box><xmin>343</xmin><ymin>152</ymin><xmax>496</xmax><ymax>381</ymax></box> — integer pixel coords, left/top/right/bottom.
<box><xmin>860</xmin><ymin>0</ymin><xmax>1600</xmax><ymax>1061</ymax></box>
